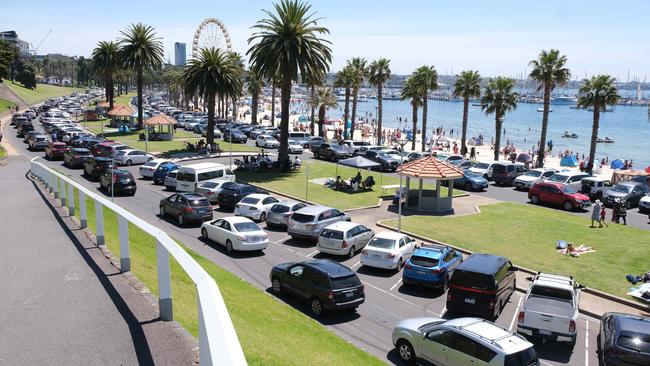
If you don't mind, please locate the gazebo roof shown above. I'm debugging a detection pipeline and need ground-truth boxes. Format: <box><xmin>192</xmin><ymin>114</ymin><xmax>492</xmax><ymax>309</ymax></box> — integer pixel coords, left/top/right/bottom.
<box><xmin>397</xmin><ymin>156</ymin><xmax>464</xmax><ymax>179</ymax></box>
<box><xmin>107</xmin><ymin>104</ymin><xmax>134</xmax><ymax>117</ymax></box>
<box><xmin>144</xmin><ymin>114</ymin><xmax>177</xmax><ymax>126</ymax></box>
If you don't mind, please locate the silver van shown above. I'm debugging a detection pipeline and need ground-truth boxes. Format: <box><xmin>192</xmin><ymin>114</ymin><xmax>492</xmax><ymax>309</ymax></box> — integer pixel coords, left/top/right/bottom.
<box><xmin>287</xmin><ymin>205</ymin><xmax>351</xmax><ymax>241</ymax></box>
<box><xmin>288</xmin><ymin>132</ymin><xmax>312</xmax><ymax>148</ymax></box>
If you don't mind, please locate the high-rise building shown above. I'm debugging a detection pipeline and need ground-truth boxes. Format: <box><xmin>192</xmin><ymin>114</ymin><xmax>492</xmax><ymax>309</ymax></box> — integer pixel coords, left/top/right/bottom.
<box><xmin>174</xmin><ymin>42</ymin><xmax>186</xmax><ymax>66</ymax></box>
<box><xmin>0</xmin><ymin>30</ymin><xmax>31</xmax><ymax>56</ymax></box>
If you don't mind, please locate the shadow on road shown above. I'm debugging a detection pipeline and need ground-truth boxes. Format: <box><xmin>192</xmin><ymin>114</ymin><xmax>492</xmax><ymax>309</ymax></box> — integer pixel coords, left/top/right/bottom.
<box><xmin>264</xmin><ymin>288</ymin><xmax>361</xmax><ymax>325</ymax></box>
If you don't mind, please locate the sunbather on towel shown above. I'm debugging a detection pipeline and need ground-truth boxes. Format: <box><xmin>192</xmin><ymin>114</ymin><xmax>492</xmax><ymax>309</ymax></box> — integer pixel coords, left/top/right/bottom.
<box><xmin>558</xmin><ymin>243</ymin><xmax>596</xmax><ymax>257</ymax></box>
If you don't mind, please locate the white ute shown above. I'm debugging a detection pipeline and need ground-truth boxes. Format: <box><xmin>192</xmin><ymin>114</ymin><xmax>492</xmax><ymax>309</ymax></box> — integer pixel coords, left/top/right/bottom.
<box><xmin>517</xmin><ymin>272</ymin><xmax>583</xmax><ymax>345</ymax></box>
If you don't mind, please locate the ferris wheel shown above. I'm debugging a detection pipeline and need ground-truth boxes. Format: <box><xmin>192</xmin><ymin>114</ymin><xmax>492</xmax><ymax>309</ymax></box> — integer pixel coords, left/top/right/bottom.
<box><xmin>192</xmin><ymin>18</ymin><xmax>233</xmax><ymax>58</ymax></box>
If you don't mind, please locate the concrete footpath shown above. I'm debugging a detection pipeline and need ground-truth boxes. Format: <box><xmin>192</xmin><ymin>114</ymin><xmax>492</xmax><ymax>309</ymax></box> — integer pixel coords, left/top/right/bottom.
<box><xmin>0</xmin><ymin>150</ymin><xmax>196</xmax><ymax>364</ymax></box>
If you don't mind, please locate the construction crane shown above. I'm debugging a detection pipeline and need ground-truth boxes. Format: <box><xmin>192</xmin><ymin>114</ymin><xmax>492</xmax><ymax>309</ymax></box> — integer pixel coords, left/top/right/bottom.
<box><xmin>31</xmin><ymin>29</ymin><xmax>53</xmax><ymax>55</ymax></box>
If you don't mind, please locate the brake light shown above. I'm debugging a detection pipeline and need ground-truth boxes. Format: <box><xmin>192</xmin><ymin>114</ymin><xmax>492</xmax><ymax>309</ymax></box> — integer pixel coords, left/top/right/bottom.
<box><xmin>328</xmin><ymin>291</ymin><xmax>334</xmax><ymax>300</ymax></box>
<box><xmin>184</xmin><ymin>207</ymin><xmax>193</xmax><ymax>213</ymax></box>
<box><xmin>569</xmin><ymin>320</ymin><xmax>576</xmax><ymax>333</ymax></box>
<box><xmin>386</xmin><ymin>253</ymin><xmax>396</xmax><ymax>259</ymax></box>
<box><xmin>430</xmin><ymin>268</ymin><xmax>440</xmax><ymax>274</ymax></box>
<box><xmin>518</xmin><ymin>311</ymin><xmax>525</xmax><ymax>324</ymax></box>
<box><xmin>341</xmin><ymin>240</ymin><xmax>348</xmax><ymax>248</ymax></box>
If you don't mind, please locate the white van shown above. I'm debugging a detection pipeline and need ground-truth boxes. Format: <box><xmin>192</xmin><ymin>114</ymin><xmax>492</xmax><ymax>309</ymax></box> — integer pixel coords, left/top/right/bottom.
<box><xmin>176</xmin><ymin>163</ymin><xmax>235</xmax><ymax>192</ymax></box>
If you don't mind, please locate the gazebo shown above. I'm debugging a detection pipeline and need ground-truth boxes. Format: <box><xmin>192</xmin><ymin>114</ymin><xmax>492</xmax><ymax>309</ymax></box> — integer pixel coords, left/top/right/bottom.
<box><xmin>144</xmin><ymin>114</ymin><xmax>177</xmax><ymax>141</ymax></box>
<box><xmin>397</xmin><ymin>156</ymin><xmax>464</xmax><ymax>214</ymax></box>
<box><xmin>107</xmin><ymin>104</ymin><xmax>135</xmax><ymax>128</ymax></box>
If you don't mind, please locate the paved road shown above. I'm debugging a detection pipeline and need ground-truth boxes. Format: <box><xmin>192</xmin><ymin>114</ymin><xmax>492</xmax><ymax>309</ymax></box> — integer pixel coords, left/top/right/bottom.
<box><xmin>5</xmin><ymin>122</ymin><xmax>603</xmax><ymax>366</ymax></box>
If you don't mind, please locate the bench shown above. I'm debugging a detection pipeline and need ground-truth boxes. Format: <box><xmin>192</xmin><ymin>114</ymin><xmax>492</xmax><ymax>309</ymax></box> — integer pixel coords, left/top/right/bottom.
<box><xmin>381</xmin><ymin>184</ymin><xmax>401</xmax><ymax>195</ymax></box>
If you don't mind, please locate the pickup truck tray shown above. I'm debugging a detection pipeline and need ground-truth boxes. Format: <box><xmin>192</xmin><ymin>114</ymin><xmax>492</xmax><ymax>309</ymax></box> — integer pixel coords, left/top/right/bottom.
<box><xmin>525</xmin><ymin>296</ymin><xmax>574</xmax><ymax>318</ymax></box>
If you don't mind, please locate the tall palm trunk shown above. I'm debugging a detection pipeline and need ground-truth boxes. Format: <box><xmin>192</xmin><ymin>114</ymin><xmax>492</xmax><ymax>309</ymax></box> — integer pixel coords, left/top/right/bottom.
<box><xmin>271</xmin><ymin>83</ymin><xmax>276</xmax><ymax>127</ymax></box>
<box><xmin>536</xmin><ymin>82</ymin><xmax>551</xmax><ymax>167</ymax></box>
<box><xmin>343</xmin><ymin>87</ymin><xmax>350</xmax><ymax>139</ymax></box>
<box><xmin>206</xmin><ymin>92</ymin><xmax>216</xmax><ymax>145</ymax></box>
<box><xmin>350</xmin><ymin>87</ymin><xmax>359</xmax><ymax>140</ymax></box>
<box><xmin>108</xmin><ymin>76</ymin><xmax>114</xmax><ymax>110</ymax></box>
<box><xmin>233</xmin><ymin>97</ymin><xmax>238</xmax><ymax>121</ymax></box>
<box><xmin>309</xmin><ymin>85</ymin><xmax>316</xmax><ymax>135</ymax></box>
<box><xmin>251</xmin><ymin>91</ymin><xmax>259</xmax><ymax>125</ymax></box>
<box><xmin>411</xmin><ymin>103</ymin><xmax>418</xmax><ymax>150</ymax></box>
<box><xmin>421</xmin><ymin>93</ymin><xmax>428</xmax><ymax>152</ymax></box>
<box><xmin>278</xmin><ymin>76</ymin><xmax>292</xmax><ymax>162</ymax></box>
<box><xmin>461</xmin><ymin>97</ymin><xmax>469</xmax><ymax>156</ymax></box>
<box><xmin>217</xmin><ymin>94</ymin><xmax>221</xmax><ymax>116</ymax></box>
<box><xmin>494</xmin><ymin>112</ymin><xmax>502</xmax><ymax>161</ymax></box>
<box><xmin>377</xmin><ymin>83</ymin><xmax>383</xmax><ymax>145</ymax></box>
<box><xmin>318</xmin><ymin>105</ymin><xmax>326</xmax><ymax>138</ymax></box>
<box><xmin>136</xmin><ymin>67</ymin><xmax>143</xmax><ymax>129</ymax></box>
<box><xmin>587</xmin><ymin>102</ymin><xmax>600</xmax><ymax>174</ymax></box>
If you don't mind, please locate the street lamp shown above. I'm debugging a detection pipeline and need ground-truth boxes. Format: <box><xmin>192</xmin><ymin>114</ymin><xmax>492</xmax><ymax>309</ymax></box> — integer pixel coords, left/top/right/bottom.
<box><xmin>396</xmin><ymin>139</ymin><xmax>409</xmax><ymax>233</ymax></box>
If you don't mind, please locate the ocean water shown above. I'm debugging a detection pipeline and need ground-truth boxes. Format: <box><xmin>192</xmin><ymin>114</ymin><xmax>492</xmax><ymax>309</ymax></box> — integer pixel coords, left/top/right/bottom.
<box><xmin>329</xmin><ymin>99</ymin><xmax>650</xmax><ymax>169</ymax></box>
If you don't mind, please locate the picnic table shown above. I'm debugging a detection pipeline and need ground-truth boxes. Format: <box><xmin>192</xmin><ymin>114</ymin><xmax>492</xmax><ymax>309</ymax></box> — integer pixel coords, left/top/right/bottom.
<box><xmin>381</xmin><ymin>184</ymin><xmax>401</xmax><ymax>195</ymax></box>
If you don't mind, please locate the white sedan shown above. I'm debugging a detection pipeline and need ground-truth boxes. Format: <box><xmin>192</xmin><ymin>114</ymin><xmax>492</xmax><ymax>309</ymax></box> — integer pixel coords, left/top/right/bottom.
<box><xmin>114</xmin><ymin>149</ymin><xmax>154</xmax><ymax>166</ymax></box>
<box><xmin>256</xmin><ymin>134</ymin><xmax>280</xmax><ymax>148</ymax></box>
<box><xmin>200</xmin><ymin>216</ymin><xmax>269</xmax><ymax>253</ymax></box>
<box><xmin>360</xmin><ymin>231</ymin><xmax>417</xmax><ymax>270</ymax></box>
<box><xmin>233</xmin><ymin>193</ymin><xmax>279</xmax><ymax>222</ymax></box>
<box><xmin>138</xmin><ymin>159</ymin><xmax>170</xmax><ymax>178</ymax></box>
<box><xmin>287</xmin><ymin>139</ymin><xmax>304</xmax><ymax>154</ymax></box>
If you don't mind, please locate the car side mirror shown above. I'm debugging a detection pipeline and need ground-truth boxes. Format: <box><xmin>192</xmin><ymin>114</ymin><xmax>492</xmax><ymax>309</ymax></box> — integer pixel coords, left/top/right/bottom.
<box><xmin>510</xmin><ymin>266</ymin><xmax>518</xmax><ymax>272</ymax></box>
<box><xmin>578</xmin><ymin>284</ymin><xmax>586</xmax><ymax>290</ymax></box>
<box><xmin>526</xmin><ymin>276</ymin><xmax>533</xmax><ymax>281</ymax></box>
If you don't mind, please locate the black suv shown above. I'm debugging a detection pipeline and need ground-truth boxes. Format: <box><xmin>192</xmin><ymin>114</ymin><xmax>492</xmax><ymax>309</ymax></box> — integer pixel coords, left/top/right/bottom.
<box><xmin>84</xmin><ymin>157</ymin><xmax>113</xmax><ymax>179</ymax></box>
<box><xmin>313</xmin><ymin>143</ymin><xmax>350</xmax><ymax>162</ymax></box>
<box><xmin>270</xmin><ymin>259</ymin><xmax>365</xmax><ymax>316</ymax></box>
<box><xmin>446</xmin><ymin>253</ymin><xmax>517</xmax><ymax>320</ymax></box>
<box><xmin>63</xmin><ymin>148</ymin><xmax>94</xmax><ymax>168</ymax></box>
<box><xmin>216</xmin><ymin>183</ymin><xmax>260</xmax><ymax>210</ymax></box>
<box><xmin>364</xmin><ymin>150</ymin><xmax>400</xmax><ymax>172</ymax></box>
<box><xmin>17</xmin><ymin>123</ymin><xmax>34</xmax><ymax>137</ymax></box>
<box><xmin>492</xmin><ymin>162</ymin><xmax>529</xmax><ymax>186</ymax></box>
<box><xmin>99</xmin><ymin>169</ymin><xmax>136</xmax><ymax>196</ymax></box>
<box><xmin>599</xmin><ymin>313</ymin><xmax>650</xmax><ymax>366</ymax></box>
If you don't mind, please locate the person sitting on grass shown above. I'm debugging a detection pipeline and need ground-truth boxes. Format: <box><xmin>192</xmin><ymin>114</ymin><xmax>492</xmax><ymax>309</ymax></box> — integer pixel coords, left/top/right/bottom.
<box><xmin>334</xmin><ymin>176</ymin><xmax>347</xmax><ymax>190</ymax></box>
<box><xmin>362</xmin><ymin>176</ymin><xmax>375</xmax><ymax>189</ymax></box>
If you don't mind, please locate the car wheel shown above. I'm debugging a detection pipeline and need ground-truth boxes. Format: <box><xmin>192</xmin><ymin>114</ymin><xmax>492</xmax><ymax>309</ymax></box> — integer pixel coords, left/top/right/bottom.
<box><xmin>626</xmin><ymin>200</ymin><xmax>631</xmax><ymax>209</ymax></box>
<box><xmin>226</xmin><ymin>240</ymin><xmax>234</xmax><ymax>254</ymax></box>
<box><xmin>314</xmin><ymin>152</ymin><xmax>319</xmax><ymax>159</ymax></box>
<box><xmin>107</xmin><ymin>184</ymin><xmax>112</xmax><ymax>195</ymax></box>
<box><xmin>563</xmin><ymin>201</ymin><xmax>574</xmax><ymax>211</ymax></box>
<box><xmin>442</xmin><ymin>275</ymin><xmax>450</xmax><ymax>292</ymax></box>
<box><xmin>126</xmin><ymin>159</ymin><xmax>132</xmax><ymax>166</ymax></box>
<box><xmin>310</xmin><ymin>297</ymin><xmax>323</xmax><ymax>317</ymax></box>
<box><xmin>396</xmin><ymin>340</ymin><xmax>416</xmax><ymax>364</ymax></box>
<box><xmin>271</xmin><ymin>277</ymin><xmax>282</xmax><ymax>294</ymax></box>
<box><xmin>258</xmin><ymin>212</ymin><xmax>266</xmax><ymax>222</ymax></box>
<box><xmin>530</xmin><ymin>195</ymin><xmax>540</xmax><ymax>204</ymax></box>
<box><xmin>397</xmin><ymin>258</ymin><xmax>404</xmax><ymax>271</ymax></box>
<box><xmin>464</xmin><ymin>182</ymin><xmax>473</xmax><ymax>191</ymax></box>
<box><xmin>483</xmin><ymin>174</ymin><xmax>489</xmax><ymax>180</ymax></box>
<box><xmin>330</xmin><ymin>155</ymin><xmax>336</xmax><ymax>162</ymax></box>
<box><xmin>159</xmin><ymin>206</ymin><xmax>165</xmax><ymax>217</ymax></box>
<box><xmin>177</xmin><ymin>214</ymin><xmax>184</xmax><ymax>226</ymax></box>
<box><xmin>201</xmin><ymin>228</ymin><xmax>208</xmax><ymax>240</ymax></box>
<box><xmin>348</xmin><ymin>245</ymin><xmax>356</xmax><ymax>259</ymax></box>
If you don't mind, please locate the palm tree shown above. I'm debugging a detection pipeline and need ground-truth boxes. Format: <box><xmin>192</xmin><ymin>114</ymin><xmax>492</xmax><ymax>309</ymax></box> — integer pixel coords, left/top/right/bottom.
<box><xmin>335</xmin><ymin>65</ymin><xmax>354</xmax><ymax>139</ymax></box>
<box><xmin>183</xmin><ymin>47</ymin><xmax>242</xmax><ymax>146</ymax></box>
<box><xmin>348</xmin><ymin>57</ymin><xmax>367</xmax><ymax>140</ymax></box>
<box><xmin>119</xmin><ymin>23</ymin><xmax>164</xmax><ymax>129</ymax></box>
<box><xmin>303</xmin><ymin>73</ymin><xmax>323</xmax><ymax>135</ymax></box>
<box><xmin>269</xmin><ymin>75</ymin><xmax>281</xmax><ymax>126</ymax></box>
<box><xmin>248</xmin><ymin>0</ymin><xmax>332</xmax><ymax>162</ymax></box>
<box><xmin>577</xmin><ymin>75</ymin><xmax>620</xmax><ymax>174</ymax></box>
<box><xmin>400</xmin><ymin>78</ymin><xmax>422</xmax><ymax>150</ymax></box>
<box><xmin>91</xmin><ymin>41</ymin><xmax>120</xmax><ymax>110</ymax></box>
<box><xmin>310</xmin><ymin>87</ymin><xmax>338</xmax><ymax>137</ymax></box>
<box><xmin>481</xmin><ymin>77</ymin><xmax>518</xmax><ymax>161</ymax></box>
<box><xmin>529</xmin><ymin>49</ymin><xmax>571</xmax><ymax>167</ymax></box>
<box><xmin>246</xmin><ymin>67</ymin><xmax>265</xmax><ymax>125</ymax></box>
<box><xmin>453</xmin><ymin>70</ymin><xmax>481</xmax><ymax>157</ymax></box>
<box><xmin>413</xmin><ymin>65</ymin><xmax>438</xmax><ymax>151</ymax></box>
<box><xmin>368</xmin><ymin>58</ymin><xmax>391</xmax><ymax>145</ymax></box>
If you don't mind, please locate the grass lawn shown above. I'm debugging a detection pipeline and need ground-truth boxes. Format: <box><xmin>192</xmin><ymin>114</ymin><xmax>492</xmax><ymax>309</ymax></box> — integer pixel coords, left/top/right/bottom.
<box><xmin>115</xmin><ymin>92</ymin><xmax>137</xmax><ymax>106</ymax></box>
<box><xmin>237</xmin><ymin>160</ymin><xmax>463</xmax><ymax>211</ymax></box>
<box><xmin>62</xmin><ymin>180</ymin><xmax>381</xmax><ymax>365</ymax></box>
<box><xmin>0</xmin><ymin>98</ymin><xmax>16</xmax><ymax>113</ymax></box>
<box><xmin>2</xmin><ymin>79</ymin><xmax>82</xmax><ymax>105</ymax></box>
<box><xmin>0</xmin><ymin>146</ymin><xmax>6</xmax><ymax>159</ymax></box>
<box><xmin>381</xmin><ymin>202</ymin><xmax>650</xmax><ymax>298</ymax></box>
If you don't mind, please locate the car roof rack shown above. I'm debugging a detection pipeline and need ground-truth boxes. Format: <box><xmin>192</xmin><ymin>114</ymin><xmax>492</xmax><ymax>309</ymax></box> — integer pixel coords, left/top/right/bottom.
<box><xmin>418</xmin><ymin>243</ymin><xmax>448</xmax><ymax>251</ymax></box>
<box><xmin>454</xmin><ymin>319</ymin><xmax>514</xmax><ymax>350</ymax></box>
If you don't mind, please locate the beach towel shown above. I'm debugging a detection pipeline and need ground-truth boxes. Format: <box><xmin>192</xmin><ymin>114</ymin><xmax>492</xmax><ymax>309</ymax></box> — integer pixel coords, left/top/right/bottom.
<box><xmin>627</xmin><ymin>283</ymin><xmax>650</xmax><ymax>303</ymax></box>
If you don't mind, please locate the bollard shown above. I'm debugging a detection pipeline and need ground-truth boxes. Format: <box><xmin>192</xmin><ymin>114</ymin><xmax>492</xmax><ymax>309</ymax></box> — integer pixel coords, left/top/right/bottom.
<box><xmin>118</xmin><ymin>215</ymin><xmax>131</xmax><ymax>272</ymax></box>
<box><xmin>60</xmin><ymin>179</ymin><xmax>66</xmax><ymax>207</ymax></box>
<box><xmin>156</xmin><ymin>240</ymin><xmax>173</xmax><ymax>321</ymax></box>
<box><xmin>67</xmin><ymin>183</ymin><xmax>75</xmax><ymax>216</ymax></box>
<box><xmin>79</xmin><ymin>192</ymin><xmax>87</xmax><ymax>228</ymax></box>
<box><xmin>95</xmin><ymin>200</ymin><xmax>105</xmax><ymax>245</ymax></box>
<box><xmin>52</xmin><ymin>175</ymin><xmax>59</xmax><ymax>199</ymax></box>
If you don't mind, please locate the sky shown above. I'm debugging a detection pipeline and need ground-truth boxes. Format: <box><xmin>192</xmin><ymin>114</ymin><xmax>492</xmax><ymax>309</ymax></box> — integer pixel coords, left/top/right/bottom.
<box><xmin>4</xmin><ymin>0</ymin><xmax>649</xmax><ymax>80</ymax></box>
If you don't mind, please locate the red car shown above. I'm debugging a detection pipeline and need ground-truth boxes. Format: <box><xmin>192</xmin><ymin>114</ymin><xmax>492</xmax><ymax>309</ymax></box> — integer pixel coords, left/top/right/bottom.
<box><xmin>528</xmin><ymin>181</ymin><xmax>592</xmax><ymax>211</ymax></box>
<box><xmin>45</xmin><ymin>142</ymin><xmax>69</xmax><ymax>160</ymax></box>
<box><xmin>91</xmin><ymin>140</ymin><xmax>117</xmax><ymax>157</ymax></box>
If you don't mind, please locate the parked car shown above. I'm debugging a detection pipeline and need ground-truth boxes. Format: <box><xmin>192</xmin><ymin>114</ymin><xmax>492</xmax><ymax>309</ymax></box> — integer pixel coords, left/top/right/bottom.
<box><xmin>639</xmin><ymin>194</ymin><xmax>650</xmax><ymax>214</ymax></box>
<box><xmin>287</xmin><ymin>205</ymin><xmax>350</xmax><ymax>241</ymax></box>
<box><xmin>288</xmin><ymin>132</ymin><xmax>312</xmax><ymax>148</ymax></box>
<box><xmin>545</xmin><ymin>171</ymin><xmax>590</xmax><ymax>190</ymax></box>
<box><xmin>45</xmin><ymin>142</ymin><xmax>69</xmax><ymax>160</ymax></box>
<box><xmin>195</xmin><ymin>181</ymin><xmax>237</xmax><ymax>204</ymax></box>
<box><xmin>176</xmin><ymin>163</ymin><xmax>235</xmax><ymax>193</ymax></box>
<box><xmin>469</xmin><ymin>161</ymin><xmax>500</xmax><ymax>180</ymax></box>
<box><xmin>402</xmin><ymin>244</ymin><xmax>463</xmax><ymax>290</ymax></box>
<box><xmin>23</xmin><ymin>130</ymin><xmax>40</xmax><ymax>144</ymax></box>
<box><xmin>139</xmin><ymin>159</ymin><xmax>170</xmax><ymax>179</ymax></box>
<box><xmin>308</xmin><ymin>136</ymin><xmax>325</xmax><ymax>151</ymax></box>
<box><xmin>201</xmin><ymin>216</ymin><xmax>269</xmax><ymax>253</ymax></box>
<box><xmin>313</xmin><ymin>143</ymin><xmax>350</xmax><ymax>162</ymax></box>
<box><xmin>269</xmin><ymin>259</ymin><xmax>365</xmax><ymax>316</ymax></box>
<box><xmin>392</xmin><ymin>317</ymin><xmax>539</xmax><ymax>365</ymax></box>
<box><xmin>28</xmin><ymin>135</ymin><xmax>50</xmax><ymax>151</ymax></box>
<box><xmin>443</xmin><ymin>169</ymin><xmax>489</xmax><ymax>191</ymax></box>
<box><xmin>287</xmin><ymin>139</ymin><xmax>304</xmax><ymax>154</ymax></box>
<box><xmin>603</xmin><ymin>182</ymin><xmax>649</xmax><ymax>208</ymax></box>
<box><xmin>99</xmin><ymin>169</ymin><xmax>137</xmax><ymax>196</ymax></box>
<box><xmin>83</xmin><ymin>157</ymin><xmax>113</xmax><ymax>180</ymax></box>
<box><xmin>223</xmin><ymin>129</ymin><xmax>247</xmax><ymax>143</ymax></box>
<box><xmin>492</xmin><ymin>162</ymin><xmax>529</xmax><ymax>186</ymax></box>
<box><xmin>405</xmin><ymin>151</ymin><xmax>431</xmax><ymax>161</ymax></box>
<box><xmin>152</xmin><ymin>162</ymin><xmax>179</xmax><ymax>185</ymax></box>
<box><xmin>17</xmin><ymin>123</ymin><xmax>34</xmax><ymax>137</ymax></box>
<box><xmin>159</xmin><ymin>192</ymin><xmax>213</xmax><ymax>226</ymax></box>
<box><xmin>599</xmin><ymin>313</ymin><xmax>650</xmax><ymax>366</ymax></box>
<box><xmin>63</xmin><ymin>148</ymin><xmax>94</xmax><ymax>168</ymax></box>
<box><xmin>114</xmin><ymin>149</ymin><xmax>153</xmax><ymax>166</ymax></box>
<box><xmin>266</xmin><ymin>200</ymin><xmax>308</xmax><ymax>228</ymax></box>
<box><xmin>164</xmin><ymin>170</ymin><xmax>179</xmax><ymax>191</ymax></box>
<box><xmin>514</xmin><ymin>168</ymin><xmax>558</xmax><ymax>190</ymax></box>
<box><xmin>255</xmin><ymin>134</ymin><xmax>280</xmax><ymax>148</ymax></box>
<box><xmin>364</xmin><ymin>150</ymin><xmax>400</xmax><ymax>172</ymax></box>
<box><xmin>528</xmin><ymin>182</ymin><xmax>592</xmax><ymax>211</ymax></box>
<box><xmin>517</xmin><ymin>272</ymin><xmax>582</xmax><ymax>345</ymax></box>
<box><xmin>316</xmin><ymin>222</ymin><xmax>374</xmax><ymax>258</ymax></box>
<box><xmin>580</xmin><ymin>176</ymin><xmax>612</xmax><ymax>201</ymax></box>
<box><xmin>446</xmin><ymin>253</ymin><xmax>517</xmax><ymax>320</ymax></box>
<box><xmin>360</xmin><ymin>231</ymin><xmax>417</xmax><ymax>270</ymax></box>
<box><xmin>216</xmin><ymin>183</ymin><xmax>261</xmax><ymax>210</ymax></box>
<box><xmin>233</xmin><ymin>193</ymin><xmax>279</xmax><ymax>222</ymax></box>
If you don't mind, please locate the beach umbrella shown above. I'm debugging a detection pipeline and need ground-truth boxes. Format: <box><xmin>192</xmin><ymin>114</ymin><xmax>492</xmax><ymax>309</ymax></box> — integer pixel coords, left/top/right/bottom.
<box><xmin>610</xmin><ymin>159</ymin><xmax>624</xmax><ymax>169</ymax></box>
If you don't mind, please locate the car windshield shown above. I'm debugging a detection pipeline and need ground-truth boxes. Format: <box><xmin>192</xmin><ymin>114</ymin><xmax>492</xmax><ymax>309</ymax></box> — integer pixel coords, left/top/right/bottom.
<box><xmin>504</xmin><ymin>347</ymin><xmax>539</xmax><ymax>366</ymax></box>
<box><xmin>530</xmin><ymin>285</ymin><xmax>573</xmax><ymax>301</ymax></box>
<box><xmin>199</xmin><ymin>181</ymin><xmax>220</xmax><ymax>189</ymax></box>
<box><xmin>464</xmin><ymin>170</ymin><xmax>482</xmax><ymax>178</ymax></box>
<box><xmin>616</xmin><ymin>331</ymin><xmax>650</xmax><ymax>353</ymax></box>
<box><xmin>410</xmin><ymin>255</ymin><xmax>440</xmax><ymax>267</ymax></box>
<box><xmin>234</xmin><ymin>222</ymin><xmax>260</xmax><ymax>232</ymax></box>
<box><xmin>612</xmin><ymin>185</ymin><xmax>632</xmax><ymax>193</ymax></box>
<box><xmin>524</xmin><ymin>170</ymin><xmax>543</xmax><ymax>178</ymax></box>
<box><xmin>547</xmin><ymin>174</ymin><xmax>569</xmax><ymax>183</ymax></box>
<box><xmin>320</xmin><ymin>229</ymin><xmax>344</xmax><ymax>240</ymax></box>
<box><xmin>271</xmin><ymin>204</ymin><xmax>290</xmax><ymax>213</ymax></box>
<box><xmin>240</xmin><ymin>197</ymin><xmax>260</xmax><ymax>205</ymax></box>
<box><xmin>451</xmin><ymin>270</ymin><xmax>494</xmax><ymax>290</ymax></box>
<box><xmin>367</xmin><ymin>237</ymin><xmax>396</xmax><ymax>250</ymax></box>
<box><xmin>474</xmin><ymin>163</ymin><xmax>490</xmax><ymax>170</ymax></box>
<box><xmin>562</xmin><ymin>185</ymin><xmax>578</xmax><ymax>194</ymax></box>
<box><xmin>331</xmin><ymin>144</ymin><xmax>346</xmax><ymax>152</ymax></box>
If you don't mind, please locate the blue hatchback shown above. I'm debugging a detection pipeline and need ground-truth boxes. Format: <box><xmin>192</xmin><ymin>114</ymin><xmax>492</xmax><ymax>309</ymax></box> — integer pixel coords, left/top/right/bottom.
<box><xmin>153</xmin><ymin>162</ymin><xmax>179</xmax><ymax>185</ymax></box>
<box><xmin>402</xmin><ymin>245</ymin><xmax>463</xmax><ymax>290</ymax></box>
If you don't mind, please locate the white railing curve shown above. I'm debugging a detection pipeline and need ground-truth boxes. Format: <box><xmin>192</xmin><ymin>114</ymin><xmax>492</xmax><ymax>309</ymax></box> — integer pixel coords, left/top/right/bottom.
<box><xmin>29</xmin><ymin>157</ymin><xmax>247</xmax><ymax>366</ymax></box>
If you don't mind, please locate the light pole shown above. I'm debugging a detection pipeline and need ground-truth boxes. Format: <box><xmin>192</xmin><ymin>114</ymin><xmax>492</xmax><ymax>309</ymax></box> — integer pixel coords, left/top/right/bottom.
<box><xmin>396</xmin><ymin>139</ymin><xmax>408</xmax><ymax>233</ymax></box>
<box><xmin>228</xmin><ymin>130</ymin><xmax>233</xmax><ymax>169</ymax></box>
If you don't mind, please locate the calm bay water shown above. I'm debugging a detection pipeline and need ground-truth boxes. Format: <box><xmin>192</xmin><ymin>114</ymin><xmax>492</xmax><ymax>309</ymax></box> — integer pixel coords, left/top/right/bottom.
<box><xmin>330</xmin><ymin>99</ymin><xmax>650</xmax><ymax>169</ymax></box>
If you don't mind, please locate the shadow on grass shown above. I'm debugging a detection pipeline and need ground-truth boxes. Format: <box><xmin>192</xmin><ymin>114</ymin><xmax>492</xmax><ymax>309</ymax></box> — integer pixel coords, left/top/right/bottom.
<box><xmin>263</xmin><ymin>288</ymin><xmax>361</xmax><ymax>325</ymax></box>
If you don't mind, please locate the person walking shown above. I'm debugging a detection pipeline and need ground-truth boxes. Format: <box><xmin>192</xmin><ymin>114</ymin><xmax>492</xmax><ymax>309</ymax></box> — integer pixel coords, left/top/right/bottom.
<box><xmin>618</xmin><ymin>200</ymin><xmax>627</xmax><ymax>225</ymax></box>
<box><xmin>599</xmin><ymin>205</ymin><xmax>608</xmax><ymax>228</ymax></box>
<box><xmin>591</xmin><ymin>200</ymin><xmax>601</xmax><ymax>228</ymax></box>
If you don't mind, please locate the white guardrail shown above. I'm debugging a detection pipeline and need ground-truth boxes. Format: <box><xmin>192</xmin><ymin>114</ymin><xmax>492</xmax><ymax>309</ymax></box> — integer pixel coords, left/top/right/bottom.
<box><xmin>29</xmin><ymin>157</ymin><xmax>247</xmax><ymax>366</ymax></box>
